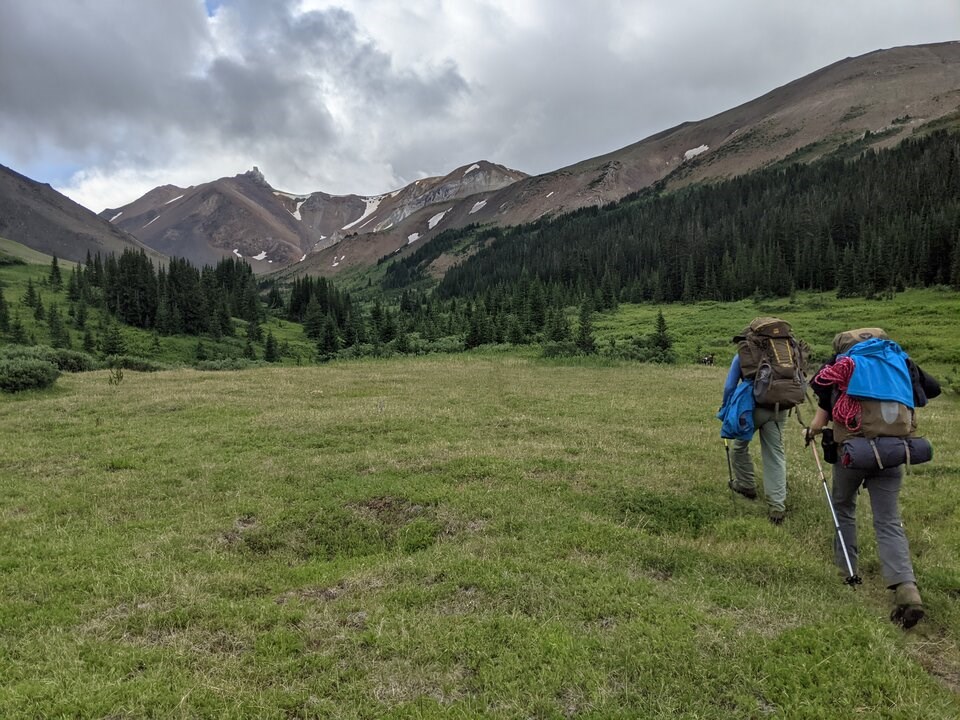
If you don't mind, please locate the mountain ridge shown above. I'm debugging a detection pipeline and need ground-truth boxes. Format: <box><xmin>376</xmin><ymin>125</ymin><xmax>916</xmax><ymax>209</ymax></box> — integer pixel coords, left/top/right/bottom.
<box><xmin>5</xmin><ymin>41</ymin><xmax>960</xmax><ymax>276</ymax></box>
<box><xmin>0</xmin><ymin>163</ymin><xmax>166</xmax><ymax>266</ymax></box>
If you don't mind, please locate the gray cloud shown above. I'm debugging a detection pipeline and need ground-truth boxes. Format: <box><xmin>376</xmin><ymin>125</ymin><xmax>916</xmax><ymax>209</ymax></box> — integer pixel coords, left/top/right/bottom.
<box><xmin>0</xmin><ymin>0</ymin><xmax>957</xmax><ymax>210</ymax></box>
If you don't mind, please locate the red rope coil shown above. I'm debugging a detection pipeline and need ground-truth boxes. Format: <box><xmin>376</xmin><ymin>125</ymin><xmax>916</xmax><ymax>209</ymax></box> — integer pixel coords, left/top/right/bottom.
<box><xmin>813</xmin><ymin>357</ymin><xmax>861</xmax><ymax>432</ymax></box>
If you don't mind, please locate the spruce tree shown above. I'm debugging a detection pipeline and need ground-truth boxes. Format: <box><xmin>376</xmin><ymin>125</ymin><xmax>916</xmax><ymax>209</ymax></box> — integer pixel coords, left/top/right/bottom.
<box><xmin>47</xmin><ymin>305</ymin><xmax>71</xmax><ymax>349</ymax></box>
<box><xmin>574</xmin><ymin>300</ymin><xmax>596</xmax><ymax>354</ymax></box>
<box><xmin>48</xmin><ymin>256</ymin><xmax>62</xmax><ymax>290</ymax></box>
<box><xmin>318</xmin><ymin>315</ymin><xmax>341</xmax><ymax>358</ymax></box>
<box><xmin>264</xmin><ymin>331</ymin><xmax>279</xmax><ymax>362</ymax></box>
<box><xmin>9</xmin><ymin>313</ymin><xmax>29</xmax><ymax>344</ymax></box>
<box><xmin>101</xmin><ymin>323</ymin><xmax>126</xmax><ymax>356</ymax></box>
<box><xmin>0</xmin><ymin>286</ymin><xmax>8</xmax><ymax>333</ymax></box>
<box><xmin>22</xmin><ymin>278</ymin><xmax>37</xmax><ymax>308</ymax></box>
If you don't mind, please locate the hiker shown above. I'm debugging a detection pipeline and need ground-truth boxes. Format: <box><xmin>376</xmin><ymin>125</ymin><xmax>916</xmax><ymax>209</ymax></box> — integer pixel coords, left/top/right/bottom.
<box><xmin>804</xmin><ymin>328</ymin><xmax>941</xmax><ymax>628</ymax></box>
<box><xmin>720</xmin><ymin>317</ymin><xmax>809</xmax><ymax>524</ymax></box>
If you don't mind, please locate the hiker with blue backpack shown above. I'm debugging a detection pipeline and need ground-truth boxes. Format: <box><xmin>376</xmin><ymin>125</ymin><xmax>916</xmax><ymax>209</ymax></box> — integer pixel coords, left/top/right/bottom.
<box><xmin>803</xmin><ymin>328</ymin><xmax>941</xmax><ymax>629</ymax></box>
<box><xmin>717</xmin><ymin>317</ymin><xmax>809</xmax><ymax>525</ymax></box>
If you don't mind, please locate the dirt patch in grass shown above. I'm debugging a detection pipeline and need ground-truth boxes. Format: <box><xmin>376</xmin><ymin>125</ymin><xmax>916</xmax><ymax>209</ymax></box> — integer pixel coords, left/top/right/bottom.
<box><xmin>908</xmin><ymin>626</ymin><xmax>960</xmax><ymax>694</ymax></box>
<box><xmin>236</xmin><ymin>497</ymin><xmax>443</xmax><ymax>559</ymax></box>
<box><xmin>218</xmin><ymin>514</ymin><xmax>260</xmax><ymax>546</ymax></box>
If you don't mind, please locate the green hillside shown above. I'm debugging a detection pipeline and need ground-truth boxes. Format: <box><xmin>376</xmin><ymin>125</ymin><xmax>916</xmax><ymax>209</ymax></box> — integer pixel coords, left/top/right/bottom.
<box><xmin>0</xmin><ymin>235</ymin><xmax>76</xmax><ymax>267</ymax></box>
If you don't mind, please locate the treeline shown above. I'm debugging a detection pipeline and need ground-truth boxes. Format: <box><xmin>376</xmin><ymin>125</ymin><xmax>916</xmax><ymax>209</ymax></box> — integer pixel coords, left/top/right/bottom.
<box><xmin>384</xmin><ymin>130</ymin><xmax>960</xmax><ymax>306</ymax></box>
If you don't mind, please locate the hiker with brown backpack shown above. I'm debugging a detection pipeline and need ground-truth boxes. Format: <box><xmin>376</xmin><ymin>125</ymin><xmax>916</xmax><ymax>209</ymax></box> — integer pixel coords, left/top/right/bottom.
<box><xmin>804</xmin><ymin>328</ymin><xmax>941</xmax><ymax>629</ymax></box>
<box><xmin>720</xmin><ymin>317</ymin><xmax>810</xmax><ymax>524</ymax></box>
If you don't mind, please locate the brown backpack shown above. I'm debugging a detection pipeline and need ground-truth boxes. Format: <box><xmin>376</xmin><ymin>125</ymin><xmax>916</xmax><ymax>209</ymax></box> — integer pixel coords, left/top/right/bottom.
<box><xmin>828</xmin><ymin>327</ymin><xmax>917</xmax><ymax>443</ymax></box>
<box><xmin>735</xmin><ymin>317</ymin><xmax>809</xmax><ymax>411</ymax></box>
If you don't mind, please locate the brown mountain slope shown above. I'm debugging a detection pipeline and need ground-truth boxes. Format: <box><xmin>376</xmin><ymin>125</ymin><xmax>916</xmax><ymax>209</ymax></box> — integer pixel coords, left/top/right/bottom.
<box><xmin>0</xmin><ymin>163</ymin><xmax>165</xmax><ymax>265</ymax></box>
<box><xmin>105</xmin><ymin>161</ymin><xmax>526</xmax><ymax>273</ymax></box>
<box><xmin>293</xmin><ymin>41</ymin><xmax>960</xmax><ymax>278</ymax></box>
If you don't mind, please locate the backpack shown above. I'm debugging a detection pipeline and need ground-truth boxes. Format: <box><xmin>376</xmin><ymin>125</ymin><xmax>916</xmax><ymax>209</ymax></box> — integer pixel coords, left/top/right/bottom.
<box><xmin>825</xmin><ymin>328</ymin><xmax>917</xmax><ymax>443</ymax></box>
<box><xmin>716</xmin><ymin>380</ymin><xmax>756</xmax><ymax>441</ymax></box>
<box><xmin>734</xmin><ymin>317</ymin><xmax>809</xmax><ymax>411</ymax></box>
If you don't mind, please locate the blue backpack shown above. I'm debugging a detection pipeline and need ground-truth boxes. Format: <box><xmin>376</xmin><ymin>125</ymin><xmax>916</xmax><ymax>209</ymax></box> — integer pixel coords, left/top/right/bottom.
<box><xmin>717</xmin><ymin>380</ymin><xmax>756</xmax><ymax>440</ymax></box>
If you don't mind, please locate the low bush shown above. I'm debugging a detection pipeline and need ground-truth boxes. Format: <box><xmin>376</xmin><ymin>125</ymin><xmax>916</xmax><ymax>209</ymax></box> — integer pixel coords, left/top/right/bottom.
<box><xmin>104</xmin><ymin>355</ymin><xmax>168</xmax><ymax>372</ymax></box>
<box><xmin>0</xmin><ymin>358</ymin><xmax>60</xmax><ymax>393</ymax></box>
<box><xmin>0</xmin><ymin>344</ymin><xmax>100</xmax><ymax>372</ymax></box>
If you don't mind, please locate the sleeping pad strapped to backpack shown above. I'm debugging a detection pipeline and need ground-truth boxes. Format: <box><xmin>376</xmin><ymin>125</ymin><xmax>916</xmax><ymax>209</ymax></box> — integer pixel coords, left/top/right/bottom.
<box><xmin>815</xmin><ymin>327</ymin><xmax>933</xmax><ymax>471</ymax></box>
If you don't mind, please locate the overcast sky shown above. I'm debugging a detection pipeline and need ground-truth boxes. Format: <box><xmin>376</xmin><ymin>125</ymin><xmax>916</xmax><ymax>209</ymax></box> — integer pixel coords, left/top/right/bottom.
<box><xmin>1</xmin><ymin>0</ymin><xmax>958</xmax><ymax>213</ymax></box>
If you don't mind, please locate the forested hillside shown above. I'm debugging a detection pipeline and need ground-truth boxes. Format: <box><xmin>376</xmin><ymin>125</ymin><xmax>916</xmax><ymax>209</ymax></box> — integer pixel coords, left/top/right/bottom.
<box><xmin>387</xmin><ymin>129</ymin><xmax>960</xmax><ymax>308</ymax></box>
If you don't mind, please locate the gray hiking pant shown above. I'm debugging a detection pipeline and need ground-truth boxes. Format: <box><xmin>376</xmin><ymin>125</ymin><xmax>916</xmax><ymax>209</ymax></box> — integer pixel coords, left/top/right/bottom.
<box><xmin>831</xmin><ymin>463</ymin><xmax>915</xmax><ymax>587</ymax></box>
<box><xmin>731</xmin><ymin>407</ymin><xmax>789</xmax><ymax>512</ymax></box>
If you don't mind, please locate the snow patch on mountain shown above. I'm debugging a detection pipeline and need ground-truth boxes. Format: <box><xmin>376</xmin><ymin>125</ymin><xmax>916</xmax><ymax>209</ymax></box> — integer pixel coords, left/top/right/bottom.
<box><xmin>684</xmin><ymin>144</ymin><xmax>709</xmax><ymax>160</ymax></box>
<box><xmin>299</xmin><ymin>254</ymin><xmax>307</xmax><ymax>262</ymax></box>
<box><xmin>233</xmin><ymin>249</ymin><xmax>243</xmax><ymax>258</ymax></box>
<box><xmin>464</xmin><ymin>163</ymin><xmax>480</xmax><ymax>176</ymax></box>
<box><xmin>252</xmin><ymin>251</ymin><xmax>267</xmax><ymax>261</ymax></box>
<box><xmin>143</xmin><ymin>215</ymin><xmax>159</xmax><ymax>228</ymax></box>
<box><xmin>428</xmin><ymin>209</ymin><xmax>449</xmax><ymax>229</ymax></box>
<box><xmin>407</xmin><ymin>232</ymin><xmax>420</xmax><ymax>244</ymax></box>
<box><xmin>291</xmin><ymin>199</ymin><xmax>306</xmax><ymax>220</ymax></box>
<box><xmin>469</xmin><ymin>200</ymin><xmax>487</xmax><ymax>214</ymax></box>
<box><xmin>164</xmin><ymin>194</ymin><xmax>184</xmax><ymax>205</ymax></box>
<box><xmin>109</xmin><ymin>211</ymin><xmax>123</xmax><ymax>222</ymax></box>
<box><xmin>342</xmin><ymin>195</ymin><xmax>386</xmax><ymax>231</ymax></box>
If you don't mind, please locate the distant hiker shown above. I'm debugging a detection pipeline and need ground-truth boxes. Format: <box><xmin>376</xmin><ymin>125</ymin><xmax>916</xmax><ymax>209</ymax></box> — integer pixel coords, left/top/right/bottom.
<box><xmin>719</xmin><ymin>317</ymin><xmax>809</xmax><ymax>524</ymax></box>
<box><xmin>804</xmin><ymin>328</ymin><xmax>941</xmax><ymax>628</ymax></box>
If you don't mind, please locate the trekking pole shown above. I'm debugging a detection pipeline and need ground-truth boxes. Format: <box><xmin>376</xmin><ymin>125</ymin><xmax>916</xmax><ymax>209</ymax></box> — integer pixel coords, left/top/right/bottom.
<box><xmin>809</xmin><ymin>438</ymin><xmax>862</xmax><ymax>587</ymax></box>
<box><xmin>723</xmin><ymin>439</ymin><xmax>735</xmax><ymax>496</ymax></box>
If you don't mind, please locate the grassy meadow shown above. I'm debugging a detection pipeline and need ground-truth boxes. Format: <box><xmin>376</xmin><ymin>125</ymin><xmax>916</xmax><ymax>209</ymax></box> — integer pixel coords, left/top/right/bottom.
<box><xmin>2</xmin><ymin>346</ymin><xmax>960</xmax><ymax>717</ymax></box>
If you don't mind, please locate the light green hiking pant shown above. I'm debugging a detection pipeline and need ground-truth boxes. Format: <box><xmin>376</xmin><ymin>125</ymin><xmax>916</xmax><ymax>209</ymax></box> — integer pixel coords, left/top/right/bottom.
<box><xmin>731</xmin><ymin>406</ymin><xmax>789</xmax><ymax>512</ymax></box>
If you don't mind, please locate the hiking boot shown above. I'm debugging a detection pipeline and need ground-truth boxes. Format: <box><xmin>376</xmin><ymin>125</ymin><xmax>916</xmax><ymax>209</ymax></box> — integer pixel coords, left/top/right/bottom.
<box><xmin>890</xmin><ymin>582</ymin><xmax>924</xmax><ymax>629</ymax></box>
<box><xmin>728</xmin><ymin>480</ymin><xmax>757</xmax><ymax>500</ymax></box>
<box><xmin>768</xmin><ymin>509</ymin><xmax>786</xmax><ymax>526</ymax></box>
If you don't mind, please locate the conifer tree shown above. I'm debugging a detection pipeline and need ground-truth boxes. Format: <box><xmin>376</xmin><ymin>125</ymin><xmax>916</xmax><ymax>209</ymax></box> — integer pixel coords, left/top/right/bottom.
<box><xmin>574</xmin><ymin>300</ymin><xmax>596</xmax><ymax>355</ymax></box>
<box><xmin>264</xmin><ymin>331</ymin><xmax>279</xmax><ymax>362</ymax></box>
<box><xmin>9</xmin><ymin>313</ymin><xmax>29</xmax><ymax>344</ymax></box>
<box><xmin>653</xmin><ymin>309</ymin><xmax>673</xmax><ymax>352</ymax></box>
<box><xmin>22</xmin><ymin>278</ymin><xmax>38</xmax><ymax>308</ymax></box>
<box><xmin>74</xmin><ymin>300</ymin><xmax>88</xmax><ymax>330</ymax></box>
<box><xmin>101</xmin><ymin>323</ymin><xmax>125</xmax><ymax>356</ymax></box>
<box><xmin>48</xmin><ymin>256</ymin><xmax>62</xmax><ymax>290</ymax></box>
<box><xmin>47</xmin><ymin>304</ymin><xmax>71</xmax><ymax>349</ymax></box>
<box><xmin>318</xmin><ymin>315</ymin><xmax>341</xmax><ymax>358</ymax></box>
<box><xmin>0</xmin><ymin>286</ymin><xmax>8</xmax><ymax>333</ymax></box>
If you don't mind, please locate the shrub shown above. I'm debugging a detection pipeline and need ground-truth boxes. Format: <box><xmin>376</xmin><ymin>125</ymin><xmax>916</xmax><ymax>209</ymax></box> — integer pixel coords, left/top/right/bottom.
<box><xmin>104</xmin><ymin>355</ymin><xmax>168</xmax><ymax>372</ymax></box>
<box><xmin>0</xmin><ymin>358</ymin><xmax>60</xmax><ymax>393</ymax></box>
<box><xmin>0</xmin><ymin>344</ymin><xmax>100</xmax><ymax>372</ymax></box>
<box><xmin>541</xmin><ymin>340</ymin><xmax>579</xmax><ymax>358</ymax></box>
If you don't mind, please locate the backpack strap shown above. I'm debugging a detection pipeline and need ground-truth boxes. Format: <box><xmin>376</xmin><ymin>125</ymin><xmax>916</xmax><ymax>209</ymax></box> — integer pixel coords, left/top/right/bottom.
<box><xmin>869</xmin><ymin>439</ymin><xmax>884</xmax><ymax>470</ymax></box>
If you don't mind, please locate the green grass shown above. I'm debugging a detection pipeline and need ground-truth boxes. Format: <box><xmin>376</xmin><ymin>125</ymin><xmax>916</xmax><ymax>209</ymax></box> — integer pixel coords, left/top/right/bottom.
<box><xmin>594</xmin><ymin>287</ymin><xmax>960</xmax><ymax>377</ymax></box>
<box><xmin>2</xmin><ymin>351</ymin><xmax>959</xmax><ymax>718</ymax></box>
<box><xmin>0</xmin><ymin>235</ymin><xmax>78</xmax><ymax>267</ymax></box>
